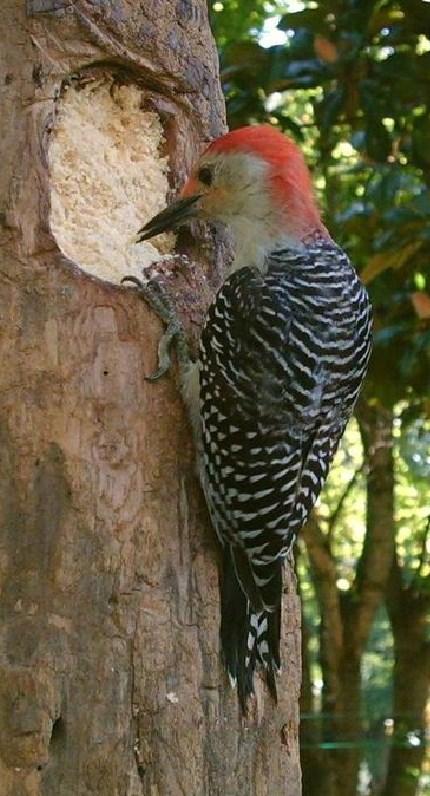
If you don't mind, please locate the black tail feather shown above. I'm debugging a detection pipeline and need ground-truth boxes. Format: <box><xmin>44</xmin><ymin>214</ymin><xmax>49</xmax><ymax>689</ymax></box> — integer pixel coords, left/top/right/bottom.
<box><xmin>220</xmin><ymin>546</ymin><xmax>282</xmax><ymax>710</ymax></box>
<box><xmin>230</xmin><ymin>545</ymin><xmax>265</xmax><ymax>612</ymax></box>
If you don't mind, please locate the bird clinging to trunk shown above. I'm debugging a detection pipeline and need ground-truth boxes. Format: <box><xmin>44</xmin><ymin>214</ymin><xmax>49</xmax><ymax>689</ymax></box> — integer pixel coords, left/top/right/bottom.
<box><xmin>129</xmin><ymin>125</ymin><xmax>372</xmax><ymax>709</ymax></box>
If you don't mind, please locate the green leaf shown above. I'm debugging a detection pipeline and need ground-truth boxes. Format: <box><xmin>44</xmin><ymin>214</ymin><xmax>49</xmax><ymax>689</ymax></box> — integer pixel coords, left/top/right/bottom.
<box><xmin>366</xmin><ymin>121</ymin><xmax>392</xmax><ymax>162</ymax></box>
<box><xmin>269</xmin><ymin>112</ymin><xmax>305</xmax><ymax>141</ymax></box>
<box><xmin>315</xmin><ymin>88</ymin><xmax>345</xmax><ymax>131</ymax></box>
<box><xmin>412</xmin><ymin>116</ymin><xmax>430</xmax><ymax>167</ymax></box>
<box><xmin>279</xmin><ymin>9</ymin><xmax>326</xmax><ymax>34</ymax></box>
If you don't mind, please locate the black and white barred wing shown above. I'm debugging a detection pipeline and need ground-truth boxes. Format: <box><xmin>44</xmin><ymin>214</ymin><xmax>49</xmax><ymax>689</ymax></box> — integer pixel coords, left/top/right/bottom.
<box><xmin>199</xmin><ymin>267</ymin><xmax>318</xmax><ymax>604</ymax></box>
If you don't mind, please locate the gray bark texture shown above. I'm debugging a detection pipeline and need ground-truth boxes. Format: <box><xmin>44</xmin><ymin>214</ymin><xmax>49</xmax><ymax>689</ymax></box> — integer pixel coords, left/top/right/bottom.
<box><xmin>0</xmin><ymin>2</ymin><xmax>302</xmax><ymax>795</ymax></box>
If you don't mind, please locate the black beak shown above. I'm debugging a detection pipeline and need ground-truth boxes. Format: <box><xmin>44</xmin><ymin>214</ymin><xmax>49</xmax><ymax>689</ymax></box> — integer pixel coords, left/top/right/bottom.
<box><xmin>135</xmin><ymin>194</ymin><xmax>202</xmax><ymax>243</ymax></box>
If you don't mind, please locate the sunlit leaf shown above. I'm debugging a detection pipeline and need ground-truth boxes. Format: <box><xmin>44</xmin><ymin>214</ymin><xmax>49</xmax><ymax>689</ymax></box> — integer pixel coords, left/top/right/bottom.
<box><xmin>361</xmin><ymin>241</ymin><xmax>423</xmax><ymax>284</ymax></box>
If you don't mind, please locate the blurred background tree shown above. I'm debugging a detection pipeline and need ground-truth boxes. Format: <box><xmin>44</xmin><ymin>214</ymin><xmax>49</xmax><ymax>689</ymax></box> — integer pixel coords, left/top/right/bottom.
<box><xmin>210</xmin><ymin>2</ymin><xmax>430</xmax><ymax>795</ymax></box>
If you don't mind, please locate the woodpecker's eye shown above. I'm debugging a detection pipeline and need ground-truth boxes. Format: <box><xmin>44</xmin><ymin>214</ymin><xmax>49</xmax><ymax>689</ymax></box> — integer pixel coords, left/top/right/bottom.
<box><xmin>198</xmin><ymin>166</ymin><xmax>213</xmax><ymax>186</ymax></box>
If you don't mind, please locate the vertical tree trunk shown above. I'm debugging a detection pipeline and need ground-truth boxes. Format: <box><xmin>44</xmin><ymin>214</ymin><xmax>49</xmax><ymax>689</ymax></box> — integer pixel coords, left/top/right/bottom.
<box><xmin>301</xmin><ymin>402</ymin><xmax>395</xmax><ymax>796</ymax></box>
<box><xmin>333</xmin><ymin>650</ymin><xmax>362</xmax><ymax>796</ymax></box>
<box><xmin>300</xmin><ymin>592</ymin><xmax>333</xmax><ymax>796</ymax></box>
<box><xmin>381</xmin><ymin>560</ymin><xmax>430</xmax><ymax>796</ymax></box>
<box><xmin>0</xmin><ymin>3</ymin><xmax>302</xmax><ymax>795</ymax></box>
<box><xmin>333</xmin><ymin>404</ymin><xmax>395</xmax><ymax>796</ymax></box>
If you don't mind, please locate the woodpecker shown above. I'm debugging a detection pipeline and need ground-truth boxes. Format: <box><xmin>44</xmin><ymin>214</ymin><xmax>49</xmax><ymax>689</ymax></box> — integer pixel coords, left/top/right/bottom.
<box><xmin>132</xmin><ymin>125</ymin><xmax>372</xmax><ymax>708</ymax></box>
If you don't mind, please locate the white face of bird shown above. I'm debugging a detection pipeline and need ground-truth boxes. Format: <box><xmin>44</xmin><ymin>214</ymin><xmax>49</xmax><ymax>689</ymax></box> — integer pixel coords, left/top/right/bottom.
<box><xmin>187</xmin><ymin>153</ymin><xmax>274</xmax><ymax>223</ymax></box>
<box><xmin>185</xmin><ymin>151</ymin><xmax>287</xmax><ymax>267</ymax></box>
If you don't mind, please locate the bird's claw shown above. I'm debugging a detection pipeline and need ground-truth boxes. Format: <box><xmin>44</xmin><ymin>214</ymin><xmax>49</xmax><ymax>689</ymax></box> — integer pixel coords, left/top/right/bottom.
<box><xmin>121</xmin><ymin>275</ymin><xmax>144</xmax><ymax>289</ymax></box>
<box><xmin>145</xmin><ymin>315</ymin><xmax>183</xmax><ymax>381</ymax></box>
<box><xmin>121</xmin><ymin>274</ymin><xmax>190</xmax><ymax>380</ymax></box>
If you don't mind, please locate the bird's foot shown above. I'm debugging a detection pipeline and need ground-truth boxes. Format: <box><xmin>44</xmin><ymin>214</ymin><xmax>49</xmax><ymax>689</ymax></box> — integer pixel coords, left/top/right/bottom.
<box><xmin>121</xmin><ymin>275</ymin><xmax>190</xmax><ymax>381</ymax></box>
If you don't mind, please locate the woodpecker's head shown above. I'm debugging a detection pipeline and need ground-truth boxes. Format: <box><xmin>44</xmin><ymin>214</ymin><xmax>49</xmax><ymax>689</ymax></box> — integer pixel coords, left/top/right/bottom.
<box><xmin>137</xmin><ymin>125</ymin><xmax>328</xmax><ymax>258</ymax></box>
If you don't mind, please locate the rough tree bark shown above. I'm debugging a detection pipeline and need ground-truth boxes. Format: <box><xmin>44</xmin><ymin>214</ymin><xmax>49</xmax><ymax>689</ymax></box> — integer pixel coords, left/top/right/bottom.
<box><xmin>300</xmin><ymin>402</ymin><xmax>396</xmax><ymax>796</ymax></box>
<box><xmin>0</xmin><ymin>2</ymin><xmax>302</xmax><ymax>795</ymax></box>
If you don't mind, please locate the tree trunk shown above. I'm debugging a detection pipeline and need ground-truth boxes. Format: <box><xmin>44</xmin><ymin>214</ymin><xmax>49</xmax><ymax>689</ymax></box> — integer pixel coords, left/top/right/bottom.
<box><xmin>301</xmin><ymin>402</ymin><xmax>395</xmax><ymax>796</ymax></box>
<box><xmin>0</xmin><ymin>3</ymin><xmax>302</xmax><ymax>795</ymax></box>
<box><xmin>331</xmin><ymin>402</ymin><xmax>395</xmax><ymax>796</ymax></box>
<box><xmin>332</xmin><ymin>650</ymin><xmax>362</xmax><ymax>796</ymax></box>
<box><xmin>381</xmin><ymin>560</ymin><xmax>430</xmax><ymax>796</ymax></box>
<box><xmin>299</xmin><ymin>585</ymin><xmax>333</xmax><ymax>796</ymax></box>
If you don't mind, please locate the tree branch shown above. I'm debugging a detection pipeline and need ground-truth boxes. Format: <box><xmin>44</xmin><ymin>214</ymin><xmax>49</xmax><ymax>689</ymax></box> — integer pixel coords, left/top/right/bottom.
<box><xmin>302</xmin><ymin>515</ymin><xmax>344</xmax><ymax>710</ymax></box>
<box><xmin>327</xmin><ymin>460</ymin><xmax>366</xmax><ymax>540</ymax></box>
<box><xmin>350</xmin><ymin>401</ymin><xmax>396</xmax><ymax>651</ymax></box>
